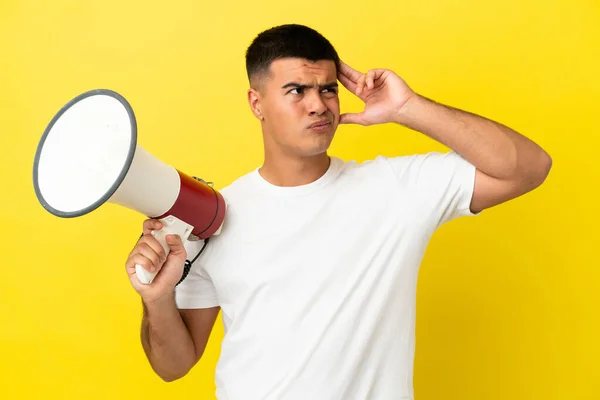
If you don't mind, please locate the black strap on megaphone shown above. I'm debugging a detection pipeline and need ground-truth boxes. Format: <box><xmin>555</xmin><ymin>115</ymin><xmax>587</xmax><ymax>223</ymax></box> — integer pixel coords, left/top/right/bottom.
<box><xmin>179</xmin><ymin>237</ymin><xmax>209</xmax><ymax>285</ymax></box>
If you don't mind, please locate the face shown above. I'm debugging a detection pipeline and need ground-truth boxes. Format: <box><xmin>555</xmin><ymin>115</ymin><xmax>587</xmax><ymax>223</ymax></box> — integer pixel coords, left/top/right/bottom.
<box><xmin>247</xmin><ymin>58</ymin><xmax>340</xmax><ymax>159</ymax></box>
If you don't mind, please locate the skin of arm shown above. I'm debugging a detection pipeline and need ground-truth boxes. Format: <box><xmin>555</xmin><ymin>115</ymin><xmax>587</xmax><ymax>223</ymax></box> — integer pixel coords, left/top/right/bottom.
<box><xmin>141</xmin><ymin>296</ymin><xmax>220</xmax><ymax>382</ymax></box>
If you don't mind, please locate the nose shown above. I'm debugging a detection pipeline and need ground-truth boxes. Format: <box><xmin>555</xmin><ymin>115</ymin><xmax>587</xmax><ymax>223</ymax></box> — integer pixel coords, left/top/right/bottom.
<box><xmin>307</xmin><ymin>91</ymin><xmax>327</xmax><ymax>116</ymax></box>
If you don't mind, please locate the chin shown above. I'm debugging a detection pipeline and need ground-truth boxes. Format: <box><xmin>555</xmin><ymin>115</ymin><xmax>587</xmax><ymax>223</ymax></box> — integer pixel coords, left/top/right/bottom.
<box><xmin>281</xmin><ymin>129</ymin><xmax>336</xmax><ymax>158</ymax></box>
<box><xmin>301</xmin><ymin>142</ymin><xmax>333</xmax><ymax>158</ymax></box>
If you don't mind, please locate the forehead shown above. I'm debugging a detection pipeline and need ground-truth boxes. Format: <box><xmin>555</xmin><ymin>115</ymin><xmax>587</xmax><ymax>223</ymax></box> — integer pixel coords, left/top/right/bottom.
<box><xmin>268</xmin><ymin>58</ymin><xmax>337</xmax><ymax>83</ymax></box>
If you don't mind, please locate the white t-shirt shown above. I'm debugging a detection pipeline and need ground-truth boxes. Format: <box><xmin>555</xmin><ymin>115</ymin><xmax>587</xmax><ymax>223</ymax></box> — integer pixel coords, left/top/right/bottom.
<box><xmin>175</xmin><ymin>151</ymin><xmax>478</xmax><ymax>400</ymax></box>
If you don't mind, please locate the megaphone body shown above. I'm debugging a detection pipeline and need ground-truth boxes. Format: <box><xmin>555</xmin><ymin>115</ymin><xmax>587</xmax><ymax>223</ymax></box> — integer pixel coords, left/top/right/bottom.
<box><xmin>32</xmin><ymin>89</ymin><xmax>226</xmax><ymax>284</ymax></box>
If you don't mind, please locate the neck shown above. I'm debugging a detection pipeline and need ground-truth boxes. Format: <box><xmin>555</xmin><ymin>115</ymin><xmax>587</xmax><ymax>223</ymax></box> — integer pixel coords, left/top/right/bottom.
<box><xmin>259</xmin><ymin>150</ymin><xmax>331</xmax><ymax>187</ymax></box>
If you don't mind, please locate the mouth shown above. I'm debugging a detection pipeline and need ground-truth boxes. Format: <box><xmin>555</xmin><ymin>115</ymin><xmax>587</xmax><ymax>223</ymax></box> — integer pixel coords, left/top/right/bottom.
<box><xmin>308</xmin><ymin>119</ymin><xmax>331</xmax><ymax>130</ymax></box>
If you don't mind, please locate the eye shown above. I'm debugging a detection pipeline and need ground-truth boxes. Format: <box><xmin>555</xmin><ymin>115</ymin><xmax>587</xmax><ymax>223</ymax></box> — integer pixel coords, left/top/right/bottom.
<box><xmin>289</xmin><ymin>87</ymin><xmax>304</xmax><ymax>95</ymax></box>
<box><xmin>322</xmin><ymin>87</ymin><xmax>338</xmax><ymax>94</ymax></box>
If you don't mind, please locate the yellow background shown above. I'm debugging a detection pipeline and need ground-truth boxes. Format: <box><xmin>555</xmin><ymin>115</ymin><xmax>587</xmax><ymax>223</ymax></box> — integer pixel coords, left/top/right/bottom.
<box><xmin>1</xmin><ymin>0</ymin><xmax>598</xmax><ymax>399</ymax></box>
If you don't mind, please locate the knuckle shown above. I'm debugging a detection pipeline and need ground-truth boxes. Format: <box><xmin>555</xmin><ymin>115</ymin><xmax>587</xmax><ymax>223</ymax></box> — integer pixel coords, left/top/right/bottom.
<box><xmin>128</xmin><ymin>247</ymin><xmax>140</xmax><ymax>259</ymax></box>
<box><xmin>136</xmin><ymin>242</ymin><xmax>148</xmax><ymax>253</ymax></box>
<box><xmin>142</xmin><ymin>220</ymin><xmax>156</xmax><ymax>232</ymax></box>
<box><xmin>150</xmin><ymin>253</ymin><xmax>160</xmax><ymax>266</ymax></box>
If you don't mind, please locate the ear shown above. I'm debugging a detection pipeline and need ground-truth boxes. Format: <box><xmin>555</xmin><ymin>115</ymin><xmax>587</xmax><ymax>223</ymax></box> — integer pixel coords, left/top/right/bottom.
<box><xmin>247</xmin><ymin>88</ymin><xmax>264</xmax><ymax>121</ymax></box>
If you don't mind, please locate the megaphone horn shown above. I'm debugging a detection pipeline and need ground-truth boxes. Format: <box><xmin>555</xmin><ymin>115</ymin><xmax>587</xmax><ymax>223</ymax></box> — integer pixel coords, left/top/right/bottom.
<box><xmin>32</xmin><ymin>89</ymin><xmax>227</xmax><ymax>285</ymax></box>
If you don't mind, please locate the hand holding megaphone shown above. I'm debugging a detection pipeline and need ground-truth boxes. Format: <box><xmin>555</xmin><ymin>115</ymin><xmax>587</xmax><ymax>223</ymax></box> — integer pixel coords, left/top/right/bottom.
<box><xmin>133</xmin><ymin>215</ymin><xmax>194</xmax><ymax>284</ymax></box>
<box><xmin>126</xmin><ymin>219</ymin><xmax>189</xmax><ymax>297</ymax></box>
<box><xmin>33</xmin><ymin>89</ymin><xmax>227</xmax><ymax>285</ymax></box>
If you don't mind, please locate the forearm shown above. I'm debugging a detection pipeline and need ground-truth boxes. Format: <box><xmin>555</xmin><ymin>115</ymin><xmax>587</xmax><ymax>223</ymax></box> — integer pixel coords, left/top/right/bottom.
<box><xmin>141</xmin><ymin>294</ymin><xmax>196</xmax><ymax>381</ymax></box>
<box><xmin>395</xmin><ymin>94</ymin><xmax>551</xmax><ymax>182</ymax></box>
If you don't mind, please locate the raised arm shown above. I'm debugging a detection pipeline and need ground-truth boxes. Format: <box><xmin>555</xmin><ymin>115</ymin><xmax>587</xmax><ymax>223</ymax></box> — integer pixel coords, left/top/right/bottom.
<box><xmin>337</xmin><ymin>60</ymin><xmax>552</xmax><ymax>212</ymax></box>
<box><xmin>394</xmin><ymin>95</ymin><xmax>552</xmax><ymax>213</ymax></box>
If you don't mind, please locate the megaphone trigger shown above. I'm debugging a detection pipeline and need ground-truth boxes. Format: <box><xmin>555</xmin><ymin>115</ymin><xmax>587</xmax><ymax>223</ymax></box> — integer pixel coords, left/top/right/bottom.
<box><xmin>135</xmin><ymin>215</ymin><xmax>194</xmax><ymax>285</ymax></box>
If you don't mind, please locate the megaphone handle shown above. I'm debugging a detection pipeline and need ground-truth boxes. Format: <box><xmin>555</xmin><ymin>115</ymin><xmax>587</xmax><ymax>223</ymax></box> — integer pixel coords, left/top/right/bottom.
<box><xmin>135</xmin><ymin>215</ymin><xmax>194</xmax><ymax>285</ymax></box>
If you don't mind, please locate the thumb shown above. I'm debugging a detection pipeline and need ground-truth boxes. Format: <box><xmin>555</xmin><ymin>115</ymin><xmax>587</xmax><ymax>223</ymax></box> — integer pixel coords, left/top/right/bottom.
<box><xmin>339</xmin><ymin>112</ymin><xmax>369</xmax><ymax>126</ymax></box>
<box><xmin>165</xmin><ymin>234</ymin><xmax>186</xmax><ymax>256</ymax></box>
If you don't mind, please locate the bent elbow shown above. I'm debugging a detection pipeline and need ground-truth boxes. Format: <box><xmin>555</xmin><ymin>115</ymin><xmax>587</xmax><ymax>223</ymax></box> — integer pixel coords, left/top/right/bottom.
<box><xmin>534</xmin><ymin>150</ymin><xmax>553</xmax><ymax>186</ymax></box>
<box><xmin>523</xmin><ymin>150</ymin><xmax>552</xmax><ymax>191</ymax></box>
<box><xmin>157</xmin><ymin>370</ymin><xmax>189</xmax><ymax>383</ymax></box>
<box><xmin>160</xmin><ymin>375</ymin><xmax>181</xmax><ymax>383</ymax></box>
<box><xmin>151</xmin><ymin>361</ymin><xmax>195</xmax><ymax>383</ymax></box>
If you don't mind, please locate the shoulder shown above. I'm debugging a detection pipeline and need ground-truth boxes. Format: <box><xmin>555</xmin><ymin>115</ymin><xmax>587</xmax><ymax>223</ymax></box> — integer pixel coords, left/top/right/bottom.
<box><xmin>329</xmin><ymin>154</ymin><xmax>400</xmax><ymax>176</ymax></box>
<box><xmin>331</xmin><ymin>152</ymin><xmax>452</xmax><ymax>182</ymax></box>
<box><xmin>217</xmin><ymin>168</ymin><xmax>260</xmax><ymax>199</ymax></box>
<box><xmin>367</xmin><ymin>151</ymin><xmax>473</xmax><ymax>182</ymax></box>
<box><xmin>335</xmin><ymin>151</ymin><xmax>475</xmax><ymax>203</ymax></box>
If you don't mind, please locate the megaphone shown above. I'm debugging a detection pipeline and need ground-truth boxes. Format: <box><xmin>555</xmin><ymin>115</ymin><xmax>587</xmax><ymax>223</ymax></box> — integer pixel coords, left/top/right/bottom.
<box><xmin>32</xmin><ymin>89</ymin><xmax>226</xmax><ymax>285</ymax></box>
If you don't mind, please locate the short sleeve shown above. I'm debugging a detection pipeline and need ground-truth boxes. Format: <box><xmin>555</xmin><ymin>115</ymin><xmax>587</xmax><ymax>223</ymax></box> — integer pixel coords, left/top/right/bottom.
<box><xmin>174</xmin><ymin>240</ymin><xmax>220</xmax><ymax>309</ymax></box>
<box><xmin>384</xmin><ymin>151</ymin><xmax>479</xmax><ymax>226</ymax></box>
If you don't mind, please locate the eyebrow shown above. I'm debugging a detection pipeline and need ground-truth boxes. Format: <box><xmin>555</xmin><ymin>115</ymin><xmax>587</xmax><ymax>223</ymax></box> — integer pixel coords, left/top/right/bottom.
<box><xmin>281</xmin><ymin>81</ymin><xmax>338</xmax><ymax>90</ymax></box>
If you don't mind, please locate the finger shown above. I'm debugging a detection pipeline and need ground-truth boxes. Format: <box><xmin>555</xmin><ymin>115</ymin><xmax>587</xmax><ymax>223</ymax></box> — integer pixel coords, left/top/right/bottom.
<box><xmin>139</xmin><ymin>235</ymin><xmax>167</xmax><ymax>264</ymax></box>
<box><xmin>127</xmin><ymin>253</ymin><xmax>157</xmax><ymax>275</ymax></box>
<box><xmin>366</xmin><ymin>70</ymin><xmax>376</xmax><ymax>90</ymax></box>
<box><xmin>165</xmin><ymin>234</ymin><xmax>187</xmax><ymax>257</ymax></box>
<box><xmin>337</xmin><ymin>60</ymin><xmax>362</xmax><ymax>83</ymax></box>
<box><xmin>143</xmin><ymin>219</ymin><xmax>163</xmax><ymax>235</ymax></box>
<box><xmin>356</xmin><ymin>74</ymin><xmax>367</xmax><ymax>96</ymax></box>
<box><xmin>339</xmin><ymin>112</ymin><xmax>368</xmax><ymax>126</ymax></box>
<box><xmin>337</xmin><ymin>72</ymin><xmax>357</xmax><ymax>93</ymax></box>
<box><xmin>136</xmin><ymin>242</ymin><xmax>162</xmax><ymax>270</ymax></box>
<box><xmin>370</xmin><ymin>69</ymin><xmax>389</xmax><ymax>88</ymax></box>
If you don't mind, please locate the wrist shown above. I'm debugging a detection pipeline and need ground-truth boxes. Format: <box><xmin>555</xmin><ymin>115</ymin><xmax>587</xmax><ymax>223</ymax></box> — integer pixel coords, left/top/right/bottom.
<box><xmin>142</xmin><ymin>290</ymin><xmax>176</xmax><ymax>310</ymax></box>
<box><xmin>394</xmin><ymin>93</ymin><xmax>427</xmax><ymax>127</ymax></box>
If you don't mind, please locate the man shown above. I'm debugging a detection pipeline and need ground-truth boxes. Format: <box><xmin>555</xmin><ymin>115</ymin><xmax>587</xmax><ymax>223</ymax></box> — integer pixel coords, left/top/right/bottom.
<box><xmin>125</xmin><ymin>24</ymin><xmax>551</xmax><ymax>399</ymax></box>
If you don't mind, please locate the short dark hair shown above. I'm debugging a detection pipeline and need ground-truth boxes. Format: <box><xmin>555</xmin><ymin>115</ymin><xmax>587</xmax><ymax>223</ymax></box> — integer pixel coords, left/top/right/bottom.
<box><xmin>245</xmin><ymin>24</ymin><xmax>340</xmax><ymax>85</ymax></box>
